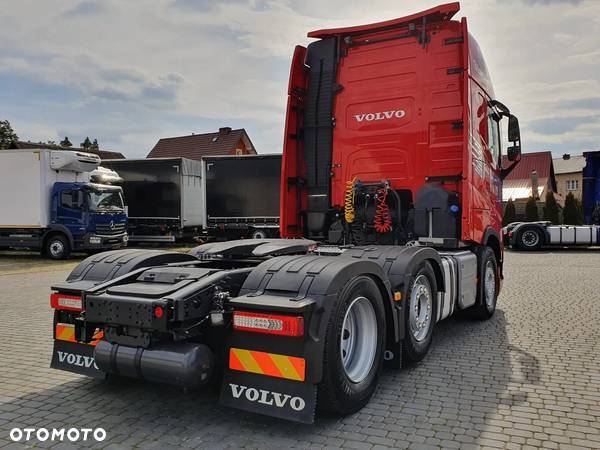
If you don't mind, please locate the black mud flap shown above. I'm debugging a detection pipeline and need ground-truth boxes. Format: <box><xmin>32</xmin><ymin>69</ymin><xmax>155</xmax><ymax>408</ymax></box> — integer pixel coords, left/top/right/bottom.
<box><xmin>50</xmin><ymin>340</ymin><xmax>105</xmax><ymax>379</ymax></box>
<box><xmin>219</xmin><ymin>371</ymin><xmax>317</xmax><ymax>424</ymax></box>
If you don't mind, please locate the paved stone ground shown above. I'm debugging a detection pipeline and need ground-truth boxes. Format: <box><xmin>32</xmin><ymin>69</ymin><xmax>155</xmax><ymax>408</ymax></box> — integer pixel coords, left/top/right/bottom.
<box><xmin>0</xmin><ymin>250</ymin><xmax>599</xmax><ymax>449</ymax></box>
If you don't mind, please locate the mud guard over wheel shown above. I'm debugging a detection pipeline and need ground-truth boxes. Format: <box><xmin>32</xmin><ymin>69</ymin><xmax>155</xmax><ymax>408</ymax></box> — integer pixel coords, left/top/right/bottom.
<box><xmin>219</xmin><ymin>245</ymin><xmax>445</xmax><ymax>422</ymax></box>
<box><xmin>52</xmin><ymin>249</ymin><xmax>198</xmax><ymax>293</ymax></box>
<box><xmin>220</xmin><ymin>253</ymin><xmax>391</xmax><ymax>423</ymax></box>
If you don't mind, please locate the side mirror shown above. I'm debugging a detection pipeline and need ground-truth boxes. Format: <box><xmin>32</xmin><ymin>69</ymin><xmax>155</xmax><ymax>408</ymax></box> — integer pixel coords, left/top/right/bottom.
<box><xmin>508</xmin><ymin>114</ymin><xmax>520</xmax><ymax>143</ymax></box>
<box><xmin>507</xmin><ymin>145</ymin><xmax>521</xmax><ymax>162</ymax></box>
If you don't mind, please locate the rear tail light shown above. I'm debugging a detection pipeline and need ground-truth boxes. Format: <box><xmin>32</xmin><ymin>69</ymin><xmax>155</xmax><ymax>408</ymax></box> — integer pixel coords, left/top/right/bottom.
<box><xmin>508</xmin><ymin>231</ymin><xmax>514</xmax><ymax>238</ymax></box>
<box><xmin>50</xmin><ymin>293</ymin><xmax>83</xmax><ymax>311</ymax></box>
<box><xmin>233</xmin><ymin>311</ymin><xmax>304</xmax><ymax>337</ymax></box>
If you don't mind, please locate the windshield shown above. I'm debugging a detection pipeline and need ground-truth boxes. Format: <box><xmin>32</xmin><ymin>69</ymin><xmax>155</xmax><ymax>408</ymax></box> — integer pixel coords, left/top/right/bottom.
<box><xmin>87</xmin><ymin>190</ymin><xmax>124</xmax><ymax>212</ymax></box>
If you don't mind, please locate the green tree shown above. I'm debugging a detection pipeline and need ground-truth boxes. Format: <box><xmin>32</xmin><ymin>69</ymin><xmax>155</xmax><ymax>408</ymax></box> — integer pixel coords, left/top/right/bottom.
<box><xmin>503</xmin><ymin>199</ymin><xmax>516</xmax><ymax>226</ymax></box>
<box><xmin>0</xmin><ymin>120</ymin><xmax>18</xmax><ymax>149</ymax></box>
<box><xmin>91</xmin><ymin>138</ymin><xmax>99</xmax><ymax>151</ymax></box>
<box><xmin>60</xmin><ymin>137</ymin><xmax>73</xmax><ymax>147</ymax></box>
<box><xmin>80</xmin><ymin>137</ymin><xmax>92</xmax><ymax>149</ymax></box>
<box><xmin>562</xmin><ymin>192</ymin><xmax>582</xmax><ymax>225</ymax></box>
<box><xmin>575</xmin><ymin>198</ymin><xmax>584</xmax><ymax>225</ymax></box>
<box><xmin>525</xmin><ymin>196</ymin><xmax>539</xmax><ymax>222</ymax></box>
<box><xmin>543</xmin><ymin>191</ymin><xmax>560</xmax><ymax>224</ymax></box>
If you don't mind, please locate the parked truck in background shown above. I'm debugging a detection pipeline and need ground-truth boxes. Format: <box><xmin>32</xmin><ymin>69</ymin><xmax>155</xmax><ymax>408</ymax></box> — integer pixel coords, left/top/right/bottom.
<box><xmin>102</xmin><ymin>158</ymin><xmax>204</xmax><ymax>243</ymax></box>
<box><xmin>203</xmin><ymin>154</ymin><xmax>281</xmax><ymax>240</ymax></box>
<box><xmin>0</xmin><ymin>149</ymin><xmax>127</xmax><ymax>259</ymax></box>
<box><xmin>504</xmin><ymin>151</ymin><xmax>600</xmax><ymax>250</ymax></box>
<box><xmin>583</xmin><ymin>150</ymin><xmax>600</xmax><ymax>225</ymax></box>
<box><xmin>49</xmin><ymin>3</ymin><xmax>522</xmax><ymax>423</ymax></box>
<box><xmin>503</xmin><ymin>222</ymin><xmax>600</xmax><ymax>250</ymax></box>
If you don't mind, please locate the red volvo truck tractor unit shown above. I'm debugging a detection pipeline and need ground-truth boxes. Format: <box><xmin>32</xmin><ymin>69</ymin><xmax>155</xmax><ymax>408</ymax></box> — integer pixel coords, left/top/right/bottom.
<box><xmin>49</xmin><ymin>3</ymin><xmax>521</xmax><ymax>423</ymax></box>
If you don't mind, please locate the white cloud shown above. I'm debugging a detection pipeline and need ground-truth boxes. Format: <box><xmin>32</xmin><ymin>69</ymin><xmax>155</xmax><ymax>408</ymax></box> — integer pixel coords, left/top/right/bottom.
<box><xmin>0</xmin><ymin>0</ymin><xmax>599</xmax><ymax>156</ymax></box>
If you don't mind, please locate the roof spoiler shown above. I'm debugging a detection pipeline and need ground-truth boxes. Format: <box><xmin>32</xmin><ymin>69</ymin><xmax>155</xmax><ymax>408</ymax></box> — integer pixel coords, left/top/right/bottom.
<box><xmin>307</xmin><ymin>2</ymin><xmax>460</xmax><ymax>39</ymax></box>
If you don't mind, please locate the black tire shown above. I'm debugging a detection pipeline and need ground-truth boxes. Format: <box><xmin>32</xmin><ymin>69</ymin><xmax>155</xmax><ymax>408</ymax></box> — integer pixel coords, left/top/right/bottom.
<box><xmin>517</xmin><ymin>227</ymin><xmax>543</xmax><ymax>250</ymax></box>
<box><xmin>469</xmin><ymin>247</ymin><xmax>498</xmax><ymax>320</ymax></box>
<box><xmin>403</xmin><ymin>261</ymin><xmax>437</xmax><ymax>363</ymax></box>
<box><xmin>250</xmin><ymin>229</ymin><xmax>268</xmax><ymax>239</ymax></box>
<box><xmin>318</xmin><ymin>275</ymin><xmax>386</xmax><ymax>414</ymax></box>
<box><xmin>45</xmin><ymin>234</ymin><xmax>70</xmax><ymax>260</ymax></box>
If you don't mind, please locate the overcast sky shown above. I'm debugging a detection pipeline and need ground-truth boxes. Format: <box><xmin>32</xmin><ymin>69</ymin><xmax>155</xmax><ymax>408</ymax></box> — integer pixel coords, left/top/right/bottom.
<box><xmin>1</xmin><ymin>0</ymin><xmax>598</xmax><ymax>158</ymax></box>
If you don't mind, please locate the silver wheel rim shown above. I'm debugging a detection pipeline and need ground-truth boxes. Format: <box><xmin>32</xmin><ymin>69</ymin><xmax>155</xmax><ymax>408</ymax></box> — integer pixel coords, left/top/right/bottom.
<box><xmin>49</xmin><ymin>241</ymin><xmax>64</xmax><ymax>257</ymax></box>
<box><xmin>484</xmin><ymin>261</ymin><xmax>496</xmax><ymax>310</ymax></box>
<box><xmin>409</xmin><ymin>275</ymin><xmax>432</xmax><ymax>342</ymax></box>
<box><xmin>522</xmin><ymin>230</ymin><xmax>539</xmax><ymax>247</ymax></box>
<box><xmin>340</xmin><ymin>296</ymin><xmax>377</xmax><ymax>383</ymax></box>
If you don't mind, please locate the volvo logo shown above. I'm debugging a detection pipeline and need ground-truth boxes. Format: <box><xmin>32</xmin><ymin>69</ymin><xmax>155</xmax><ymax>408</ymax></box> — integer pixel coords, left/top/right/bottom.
<box><xmin>56</xmin><ymin>351</ymin><xmax>98</xmax><ymax>369</ymax></box>
<box><xmin>354</xmin><ymin>109</ymin><xmax>406</xmax><ymax>123</ymax></box>
<box><xmin>229</xmin><ymin>383</ymin><xmax>306</xmax><ymax>411</ymax></box>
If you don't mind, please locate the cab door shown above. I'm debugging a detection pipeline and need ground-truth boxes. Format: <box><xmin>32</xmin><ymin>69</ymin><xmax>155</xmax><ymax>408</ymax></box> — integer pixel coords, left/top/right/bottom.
<box><xmin>55</xmin><ymin>188</ymin><xmax>85</xmax><ymax>238</ymax></box>
<box><xmin>469</xmin><ymin>85</ymin><xmax>503</xmax><ymax>242</ymax></box>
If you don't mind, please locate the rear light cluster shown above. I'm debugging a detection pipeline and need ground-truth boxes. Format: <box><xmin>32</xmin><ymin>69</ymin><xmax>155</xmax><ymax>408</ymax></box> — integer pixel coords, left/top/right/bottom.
<box><xmin>233</xmin><ymin>311</ymin><xmax>304</xmax><ymax>337</ymax></box>
<box><xmin>50</xmin><ymin>293</ymin><xmax>83</xmax><ymax>311</ymax></box>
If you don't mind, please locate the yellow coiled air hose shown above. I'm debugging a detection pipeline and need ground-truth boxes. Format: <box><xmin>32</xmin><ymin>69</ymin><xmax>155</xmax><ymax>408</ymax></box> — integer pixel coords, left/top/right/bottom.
<box><xmin>344</xmin><ymin>178</ymin><xmax>357</xmax><ymax>223</ymax></box>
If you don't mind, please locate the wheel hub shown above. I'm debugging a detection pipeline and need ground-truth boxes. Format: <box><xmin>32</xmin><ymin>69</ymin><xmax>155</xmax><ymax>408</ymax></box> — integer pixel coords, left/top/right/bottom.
<box><xmin>340</xmin><ymin>296</ymin><xmax>377</xmax><ymax>383</ymax></box>
<box><xmin>522</xmin><ymin>230</ymin><xmax>539</xmax><ymax>247</ymax></box>
<box><xmin>484</xmin><ymin>261</ymin><xmax>496</xmax><ymax>309</ymax></box>
<box><xmin>409</xmin><ymin>275</ymin><xmax>432</xmax><ymax>342</ymax></box>
<box><xmin>50</xmin><ymin>241</ymin><xmax>64</xmax><ymax>257</ymax></box>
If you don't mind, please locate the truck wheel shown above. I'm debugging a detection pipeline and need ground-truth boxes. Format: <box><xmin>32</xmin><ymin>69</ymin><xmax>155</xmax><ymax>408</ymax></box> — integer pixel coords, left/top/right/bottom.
<box><xmin>517</xmin><ymin>227</ymin><xmax>542</xmax><ymax>250</ymax></box>
<box><xmin>250</xmin><ymin>229</ymin><xmax>268</xmax><ymax>239</ymax></box>
<box><xmin>469</xmin><ymin>247</ymin><xmax>498</xmax><ymax>320</ymax></box>
<box><xmin>45</xmin><ymin>235</ymin><xmax>70</xmax><ymax>260</ymax></box>
<box><xmin>403</xmin><ymin>262</ymin><xmax>437</xmax><ymax>363</ymax></box>
<box><xmin>318</xmin><ymin>275</ymin><xmax>386</xmax><ymax>414</ymax></box>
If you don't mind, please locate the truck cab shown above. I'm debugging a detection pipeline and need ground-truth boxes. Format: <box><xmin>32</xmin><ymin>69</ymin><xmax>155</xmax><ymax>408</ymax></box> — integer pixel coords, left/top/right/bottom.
<box><xmin>48</xmin><ymin>182</ymin><xmax>127</xmax><ymax>258</ymax></box>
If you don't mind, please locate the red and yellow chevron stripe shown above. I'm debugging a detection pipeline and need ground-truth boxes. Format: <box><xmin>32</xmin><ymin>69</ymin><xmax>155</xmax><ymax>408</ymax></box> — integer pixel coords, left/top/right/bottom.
<box><xmin>55</xmin><ymin>323</ymin><xmax>103</xmax><ymax>346</ymax></box>
<box><xmin>229</xmin><ymin>348</ymin><xmax>305</xmax><ymax>382</ymax></box>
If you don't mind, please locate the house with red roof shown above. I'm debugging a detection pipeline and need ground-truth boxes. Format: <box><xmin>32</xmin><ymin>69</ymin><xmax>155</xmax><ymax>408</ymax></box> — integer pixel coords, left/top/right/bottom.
<box><xmin>147</xmin><ymin>127</ymin><xmax>256</xmax><ymax>160</ymax></box>
<box><xmin>502</xmin><ymin>151</ymin><xmax>559</xmax><ymax>219</ymax></box>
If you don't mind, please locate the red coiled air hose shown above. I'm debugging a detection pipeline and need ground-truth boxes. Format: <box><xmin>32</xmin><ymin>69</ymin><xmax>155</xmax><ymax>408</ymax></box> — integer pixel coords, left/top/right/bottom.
<box><xmin>374</xmin><ymin>187</ymin><xmax>392</xmax><ymax>233</ymax></box>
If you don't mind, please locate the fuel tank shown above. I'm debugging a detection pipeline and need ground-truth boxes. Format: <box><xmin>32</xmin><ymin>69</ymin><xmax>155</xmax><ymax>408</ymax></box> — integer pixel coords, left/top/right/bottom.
<box><xmin>94</xmin><ymin>340</ymin><xmax>213</xmax><ymax>388</ymax></box>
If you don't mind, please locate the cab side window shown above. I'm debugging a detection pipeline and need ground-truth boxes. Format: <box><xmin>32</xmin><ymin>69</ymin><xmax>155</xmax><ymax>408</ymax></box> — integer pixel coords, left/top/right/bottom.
<box><xmin>487</xmin><ymin>115</ymin><xmax>501</xmax><ymax>168</ymax></box>
<box><xmin>61</xmin><ymin>190</ymin><xmax>81</xmax><ymax>209</ymax></box>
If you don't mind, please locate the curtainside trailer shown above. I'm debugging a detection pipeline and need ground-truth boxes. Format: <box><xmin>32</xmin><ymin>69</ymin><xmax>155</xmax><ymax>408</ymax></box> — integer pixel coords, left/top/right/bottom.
<box><xmin>50</xmin><ymin>3</ymin><xmax>523</xmax><ymax>423</ymax></box>
<box><xmin>203</xmin><ymin>154</ymin><xmax>281</xmax><ymax>239</ymax></box>
<box><xmin>102</xmin><ymin>158</ymin><xmax>204</xmax><ymax>243</ymax></box>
